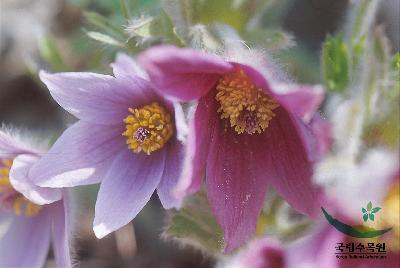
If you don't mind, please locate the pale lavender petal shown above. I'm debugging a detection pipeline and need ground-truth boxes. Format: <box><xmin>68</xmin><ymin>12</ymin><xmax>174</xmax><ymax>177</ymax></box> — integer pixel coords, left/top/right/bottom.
<box><xmin>39</xmin><ymin>71</ymin><xmax>153</xmax><ymax>125</ymax></box>
<box><xmin>93</xmin><ymin>148</ymin><xmax>165</xmax><ymax>238</ymax></box>
<box><xmin>229</xmin><ymin>238</ymin><xmax>285</xmax><ymax>268</ymax></box>
<box><xmin>29</xmin><ymin>121</ymin><xmax>125</xmax><ymax>187</ymax></box>
<box><xmin>157</xmin><ymin>138</ymin><xmax>184</xmax><ymax>209</ymax></box>
<box><xmin>206</xmin><ymin>116</ymin><xmax>269</xmax><ymax>252</ymax></box>
<box><xmin>174</xmin><ymin>91</ymin><xmax>218</xmax><ymax>197</ymax></box>
<box><xmin>139</xmin><ymin>45</ymin><xmax>233</xmax><ymax>101</ymax></box>
<box><xmin>9</xmin><ymin>154</ymin><xmax>62</xmax><ymax>205</ymax></box>
<box><xmin>111</xmin><ymin>53</ymin><xmax>149</xmax><ymax>80</ymax></box>
<box><xmin>0</xmin><ymin>211</ymin><xmax>51</xmax><ymax>267</ymax></box>
<box><xmin>262</xmin><ymin>108</ymin><xmax>324</xmax><ymax>217</ymax></box>
<box><xmin>51</xmin><ymin>190</ymin><xmax>73</xmax><ymax>268</ymax></box>
<box><xmin>0</xmin><ymin>131</ymin><xmax>35</xmax><ymax>158</ymax></box>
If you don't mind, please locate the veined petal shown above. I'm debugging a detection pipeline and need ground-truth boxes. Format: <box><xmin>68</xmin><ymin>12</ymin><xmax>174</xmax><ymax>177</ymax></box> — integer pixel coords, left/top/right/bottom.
<box><xmin>0</xmin><ymin>211</ymin><xmax>51</xmax><ymax>267</ymax></box>
<box><xmin>39</xmin><ymin>71</ymin><xmax>154</xmax><ymax>125</ymax></box>
<box><xmin>10</xmin><ymin>154</ymin><xmax>62</xmax><ymax>205</ymax></box>
<box><xmin>51</xmin><ymin>190</ymin><xmax>73</xmax><ymax>268</ymax></box>
<box><xmin>174</xmin><ymin>91</ymin><xmax>218</xmax><ymax>197</ymax></box>
<box><xmin>206</xmin><ymin>117</ymin><xmax>269</xmax><ymax>252</ymax></box>
<box><xmin>139</xmin><ymin>45</ymin><xmax>234</xmax><ymax>101</ymax></box>
<box><xmin>93</xmin><ymin>148</ymin><xmax>165</xmax><ymax>238</ymax></box>
<box><xmin>29</xmin><ymin>121</ymin><xmax>125</xmax><ymax>187</ymax></box>
<box><xmin>111</xmin><ymin>53</ymin><xmax>149</xmax><ymax>80</ymax></box>
<box><xmin>157</xmin><ymin>138</ymin><xmax>184</xmax><ymax>209</ymax></box>
<box><xmin>262</xmin><ymin>108</ymin><xmax>323</xmax><ymax>217</ymax></box>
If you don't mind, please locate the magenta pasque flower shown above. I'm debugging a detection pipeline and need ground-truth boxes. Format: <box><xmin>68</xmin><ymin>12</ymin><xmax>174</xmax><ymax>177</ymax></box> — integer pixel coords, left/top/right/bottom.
<box><xmin>139</xmin><ymin>45</ymin><xmax>330</xmax><ymax>251</ymax></box>
<box><xmin>29</xmin><ymin>54</ymin><xmax>186</xmax><ymax>238</ymax></box>
<box><xmin>0</xmin><ymin>131</ymin><xmax>72</xmax><ymax>267</ymax></box>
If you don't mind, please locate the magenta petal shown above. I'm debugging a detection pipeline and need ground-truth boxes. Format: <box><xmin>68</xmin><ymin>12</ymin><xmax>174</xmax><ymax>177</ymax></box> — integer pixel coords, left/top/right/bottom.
<box><xmin>50</xmin><ymin>191</ymin><xmax>73</xmax><ymax>268</ymax></box>
<box><xmin>111</xmin><ymin>53</ymin><xmax>148</xmax><ymax>80</ymax></box>
<box><xmin>39</xmin><ymin>71</ymin><xmax>145</xmax><ymax>125</ymax></box>
<box><xmin>93</xmin><ymin>148</ymin><xmax>165</xmax><ymax>238</ymax></box>
<box><xmin>157</xmin><ymin>138</ymin><xmax>184</xmax><ymax>209</ymax></box>
<box><xmin>206</xmin><ymin>119</ymin><xmax>269</xmax><ymax>252</ymax></box>
<box><xmin>263</xmin><ymin>108</ymin><xmax>323</xmax><ymax>217</ymax></box>
<box><xmin>174</xmin><ymin>91</ymin><xmax>218</xmax><ymax>197</ymax></box>
<box><xmin>0</xmin><ymin>212</ymin><xmax>51</xmax><ymax>267</ymax></box>
<box><xmin>9</xmin><ymin>154</ymin><xmax>62</xmax><ymax>205</ymax></box>
<box><xmin>29</xmin><ymin>121</ymin><xmax>125</xmax><ymax>187</ymax></box>
<box><xmin>139</xmin><ymin>45</ymin><xmax>233</xmax><ymax>101</ymax></box>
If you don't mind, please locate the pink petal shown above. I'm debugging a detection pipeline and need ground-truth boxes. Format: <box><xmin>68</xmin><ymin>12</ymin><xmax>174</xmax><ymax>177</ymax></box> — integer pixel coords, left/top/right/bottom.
<box><xmin>29</xmin><ymin>121</ymin><xmax>125</xmax><ymax>187</ymax></box>
<box><xmin>262</xmin><ymin>108</ymin><xmax>324</xmax><ymax>217</ymax></box>
<box><xmin>93</xmin><ymin>148</ymin><xmax>165</xmax><ymax>238</ymax></box>
<box><xmin>9</xmin><ymin>154</ymin><xmax>62</xmax><ymax>205</ymax></box>
<box><xmin>309</xmin><ymin>114</ymin><xmax>332</xmax><ymax>159</ymax></box>
<box><xmin>50</xmin><ymin>190</ymin><xmax>73</xmax><ymax>268</ymax></box>
<box><xmin>174</xmin><ymin>91</ymin><xmax>218</xmax><ymax>197</ymax></box>
<box><xmin>0</xmin><ymin>211</ymin><xmax>51</xmax><ymax>267</ymax></box>
<box><xmin>206</xmin><ymin>116</ymin><xmax>270</xmax><ymax>252</ymax></box>
<box><xmin>139</xmin><ymin>45</ymin><xmax>233</xmax><ymax>101</ymax></box>
<box><xmin>39</xmin><ymin>71</ymin><xmax>154</xmax><ymax>125</ymax></box>
<box><xmin>111</xmin><ymin>53</ymin><xmax>149</xmax><ymax>80</ymax></box>
<box><xmin>157</xmin><ymin>138</ymin><xmax>184</xmax><ymax>209</ymax></box>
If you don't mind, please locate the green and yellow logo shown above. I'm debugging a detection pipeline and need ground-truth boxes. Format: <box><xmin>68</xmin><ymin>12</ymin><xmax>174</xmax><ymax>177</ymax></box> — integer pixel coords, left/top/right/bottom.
<box><xmin>322</xmin><ymin>202</ymin><xmax>392</xmax><ymax>238</ymax></box>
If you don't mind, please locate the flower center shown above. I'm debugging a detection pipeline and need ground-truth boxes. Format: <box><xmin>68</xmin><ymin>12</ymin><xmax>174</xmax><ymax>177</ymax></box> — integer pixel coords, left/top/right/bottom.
<box><xmin>123</xmin><ymin>102</ymin><xmax>173</xmax><ymax>155</ymax></box>
<box><xmin>0</xmin><ymin>159</ymin><xmax>41</xmax><ymax>217</ymax></box>
<box><xmin>215</xmin><ymin>69</ymin><xmax>279</xmax><ymax>134</ymax></box>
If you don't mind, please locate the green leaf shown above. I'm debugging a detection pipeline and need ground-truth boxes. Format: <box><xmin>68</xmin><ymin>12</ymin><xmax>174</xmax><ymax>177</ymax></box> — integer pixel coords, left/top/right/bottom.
<box><xmin>369</xmin><ymin>213</ymin><xmax>375</xmax><ymax>221</ymax></box>
<box><xmin>367</xmin><ymin>201</ymin><xmax>373</xmax><ymax>211</ymax></box>
<box><xmin>120</xmin><ymin>0</ymin><xmax>131</xmax><ymax>19</ymax></box>
<box><xmin>85</xmin><ymin>31</ymin><xmax>125</xmax><ymax>47</ymax></box>
<box><xmin>322</xmin><ymin>34</ymin><xmax>350</xmax><ymax>93</ymax></box>
<box><xmin>363</xmin><ymin>213</ymin><xmax>368</xmax><ymax>222</ymax></box>
<box><xmin>371</xmin><ymin>207</ymin><xmax>381</xmax><ymax>213</ymax></box>
<box><xmin>163</xmin><ymin>193</ymin><xmax>223</xmax><ymax>254</ymax></box>
<box><xmin>362</xmin><ymin>207</ymin><xmax>367</xmax><ymax>213</ymax></box>
<box><xmin>38</xmin><ymin>36</ymin><xmax>66</xmax><ymax>71</ymax></box>
<box><xmin>84</xmin><ymin>11</ymin><xmax>127</xmax><ymax>40</ymax></box>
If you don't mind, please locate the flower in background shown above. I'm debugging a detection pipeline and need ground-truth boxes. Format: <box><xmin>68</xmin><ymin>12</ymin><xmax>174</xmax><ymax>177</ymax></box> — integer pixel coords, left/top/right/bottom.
<box><xmin>0</xmin><ymin>130</ymin><xmax>72</xmax><ymax>267</ymax></box>
<box><xmin>139</xmin><ymin>45</ymin><xmax>329</xmax><ymax>251</ymax></box>
<box><xmin>29</xmin><ymin>54</ymin><xmax>187</xmax><ymax>238</ymax></box>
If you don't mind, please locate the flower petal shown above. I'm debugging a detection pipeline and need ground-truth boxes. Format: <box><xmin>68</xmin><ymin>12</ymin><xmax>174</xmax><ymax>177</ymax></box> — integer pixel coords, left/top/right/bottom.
<box><xmin>174</xmin><ymin>91</ymin><xmax>218</xmax><ymax>197</ymax></box>
<box><xmin>50</xmin><ymin>190</ymin><xmax>73</xmax><ymax>268</ymax></box>
<box><xmin>0</xmin><ymin>212</ymin><xmax>51</xmax><ymax>267</ymax></box>
<box><xmin>263</xmin><ymin>108</ymin><xmax>324</xmax><ymax>217</ymax></box>
<box><xmin>206</xmin><ymin>117</ymin><xmax>269</xmax><ymax>252</ymax></box>
<box><xmin>39</xmin><ymin>71</ymin><xmax>153</xmax><ymax>125</ymax></box>
<box><xmin>139</xmin><ymin>45</ymin><xmax>233</xmax><ymax>101</ymax></box>
<box><xmin>29</xmin><ymin>121</ymin><xmax>125</xmax><ymax>187</ymax></box>
<box><xmin>111</xmin><ymin>53</ymin><xmax>149</xmax><ymax>80</ymax></box>
<box><xmin>157</xmin><ymin>138</ymin><xmax>184</xmax><ymax>209</ymax></box>
<box><xmin>93</xmin><ymin>148</ymin><xmax>165</xmax><ymax>238</ymax></box>
<box><xmin>9</xmin><ymin>154</ymin><xmax>62</xmax><ymax>205</ymax></box>
<box><xmin>0</xmin><ymin>131</ymin><xmax>35</xmax><ymax>158</ymax></box>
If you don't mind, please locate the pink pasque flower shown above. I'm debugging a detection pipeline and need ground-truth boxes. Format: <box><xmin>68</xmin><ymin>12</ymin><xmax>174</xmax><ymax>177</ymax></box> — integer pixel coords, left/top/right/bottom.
<box><xmin>0</xmin><ymin>131</ymin><xmax>72</xmax><ymax>267</ymax></box>
<box><xmin>139</xmin><ymin>45</ymin><xmax>330</xmax><ymax>251</ymax></box>
<box><xmin>29</xmin><ymin>54</ymin><xmax>186</xmax><ymax>238</ymax></box>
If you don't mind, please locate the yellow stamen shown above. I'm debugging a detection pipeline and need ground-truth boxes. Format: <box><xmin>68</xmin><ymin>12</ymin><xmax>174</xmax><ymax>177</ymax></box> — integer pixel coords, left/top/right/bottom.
<box><xmin>378</xmin><ymin>181</ymin><xmax>399</xmax><ymax>251</ymax></box>
<box><xmin>216</xmin><ymin>69</ymin><xmax>279</xmax><ymax>134</ymax></box>
<box><xmin>0</xmin><ymin>158</ymin><xmax>42</xmax><ymax>217</ymax></box>
<box><xmin>123</xmin><ymin>102</ymin><xmax>173</xmax><ymax>155</ymax></box>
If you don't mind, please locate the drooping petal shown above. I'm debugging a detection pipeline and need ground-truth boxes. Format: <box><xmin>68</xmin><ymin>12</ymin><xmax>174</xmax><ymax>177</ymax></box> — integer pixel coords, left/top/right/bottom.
<box><xmin>111</xmin><ymin>53</ymin><xmax>149</xmax><ymax>80</ymax></box>
<box><xmin>9</xmin><ymin>154</ymin><xmax>62</xmax><ymax>205</ymax></box>
<box><xmin>206</xmin><ymin>114</ymin><xmax>270</xmax><ymax>252</ymax></box>
<box><xmin>93</xmin><ymin>148</ymin><xmax>165</xmax><ymax>238</ymax></box>
<box><xmin>174</xmin><ymin>91</ymin><xmax>218</xmax><ymax>197</ymax></box>
<box><xmin>139</xmin><ymin>45</ymin><xmax>234</xmax><ymax>101</ymax></box>
<box><xmin>29</xmin><ymin>121</ymin><xmax>125</xmax><ymax>187</ymax></box>
<box><xmin>51</xmin><ymin>190</ymin><xmax>73</xmax><ymax>268</ymax></box>
<box><xmin>157</xmin><ymin>138</ymin><xmax>184</xmax><ymax>209</ymax></box>
<box><xmin>0</xmin><ymin>211</ymin><xmax>51</xmax><ymax>267</ymax></box>
<box><xmin>262</xmin><ymin>108</ymin><xmax>324</xmax><ymax>218</ymax></box>
<box><xmin>39</xmin><ymin>71</ymin><xmax>154</xmax><ymax>125</ymax></box>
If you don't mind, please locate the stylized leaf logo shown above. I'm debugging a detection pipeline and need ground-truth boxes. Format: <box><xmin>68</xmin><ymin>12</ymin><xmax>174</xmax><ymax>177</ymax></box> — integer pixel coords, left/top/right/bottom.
<box><xmin>362</xmin><ymin>201</ymin><xmax>381</xmax><ymax>222</ymax></box>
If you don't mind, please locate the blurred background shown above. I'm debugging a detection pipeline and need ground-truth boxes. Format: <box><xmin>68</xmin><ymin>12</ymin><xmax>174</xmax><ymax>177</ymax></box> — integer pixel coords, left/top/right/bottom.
<box><xmin>0</xmin><ymin>0</ymin><xmax>398</xmax><ymax>267</ymax></box>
